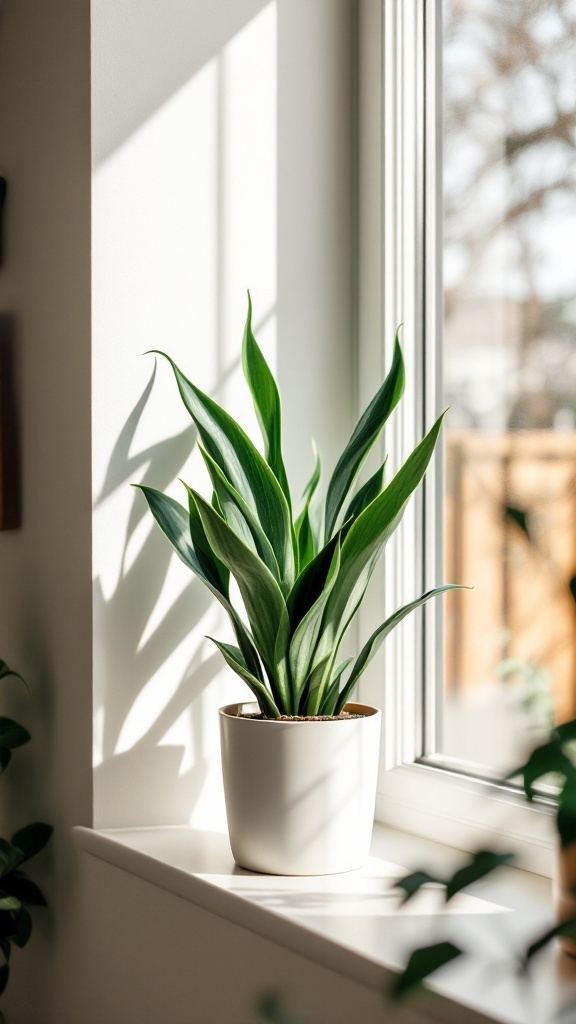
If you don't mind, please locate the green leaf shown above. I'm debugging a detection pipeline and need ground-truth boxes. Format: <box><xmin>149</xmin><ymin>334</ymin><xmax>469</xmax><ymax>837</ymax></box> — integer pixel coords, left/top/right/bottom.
<box><xmin>136</xmin><ymin>486</ymin><xmax>211</xmax><ymax>582</ymax></box>
<box><xmin>313</xmin><ymin>412</ymin><xmax>447</xmax><ymax>692</ymax></box>
<box><xmin>393</xmin><ymin>870</ymin><xmax>444</xmax><ymax>905</ymax></box>
<box><xmin>0</xmin><ymin>898</ymin><xmax>20</xmax><ymax>912</ymax></box>
<box><xmin>334</xmin><ymin>412</ymin><xmax>446</xmax><ymax>620</ymax></box>
<box><xmin>302</xmin><ymin>657</ymin><xmax>331</xmax><ymax>716</ymax></box>
<box><xmin>334</xmin><ymin>585</ymin><xmax>466</xmax><ymax>714</ymax></box>
<box><xmin>294</xmin><ymin>443</ymin><xmax>322</xmax><ymax>572</ymax></box>
<box><xmin>287</xmin><ymin>532</ymin><xmax>341</xmax><ymax>630</ymax></box>
<box><xmin>342</xmin><ymin>461</ymin><xmax>386</xmax><ymax>528</ymax></box>
<box><xmin>194</xmin><ymin>493</ymin><xmax>291</xmax><ymax>709</ymax></box>
<box><xmin>196</xmin><ymin>448</ymin><xmax>282</xmax><ymax>587</ymax></box>
<box><xmin>185</xmin><ymin>487</ymin><xmax>229</xmax><ymax>596</ymax></box>
<box><xmin>242</xmin><ymin>292</ymin><xmax>291</xmax><ymax>508</ymax></box>
<box><xmin>295</xmin><ymin>508</ymin><xmax>316</xmax><ymax>573</ymax></box>
<box><xmin>137</xmin><ymin>484</ymin><xmax>263</xmax><ymax>682</ymax></box>
<box><xmin>523</xmin><ymin>916</ymin><xmax>576</xmax><ymax>969</ymax></box>
<box><xmin>9</xmin><ymin>907</ymin><xmax>31</xmax><ymax>949</ymax></box>
<box><xmin>10</xmin><ymin>824</ymin><xmax>53</xmax><ymax>864</ymax></box>
<box><xmin>445</xmin><ymin>850</ymin><xmax>514</xmax><ymax>900</ymax></box>
<box><xmin>557</xmin><ymin>780</ymin><xmax>576</xmax><ymax>848</ymax></box>
<box><xmin>0</xmin><ymin>912</ymin><xmax>13</xmax><ymax>943</ymax></box>
<box><xmin>289</xmin><ymin>542</ymin><xmax>341</xmax><ymax>709</ymax></box>
<box><xmin>150</xmin><ymin>352</ymin><xmax>295</xmax><ymax>592</ymax></box>
<box><xmin>509</xmin><ymin>738</ymin><xmax>576</xmax><ymax>800</ymax></box>
<box><xmin>0</xmin><ymin>962</ymin><xmax>8</xmax><ymax>997</ymax></box>
<box><xmin>0</xmin><ymin>749</ymin><xmax>11</xmax><ymax>774</ymax></box>
<box><xmin>555</xmin><ymin>719</ymin><xmax>576</xmax><ymax>744</ymax></box>
<box><xmin>0</xmin><ymin>938</ymin><xmax>10</xmax><ymax>961</ymax></box>
<box><xmin>319</xmin><ymin>658</ymin><xmax>355</xmax><ymax>716</ymax></box>
<box><xmin>1</xmin><ymin>872</ymin><xmax>47</xmax><ymax>907</ymax></box>
<box><xmin>0</xmin><ymin>719</ymin><xmax>30</xmax><ymax>751</ymax></box>
<box><xmin>300</xmin><ymin>442</ymin><xmax>322</xmax><ymax>506</ymax></box>
<box><xmin>324</xmin><ymin>332</ymin><xmax>405</xmax><ymax>539</ymax></box>
<box><xmin>207</xmin><ymin>639</ymin><xmax>281</xmax><ymax>719</ymax></box>
<box><xmin>0</xmin><ymin>841</ymin><xmax>23</xmax><ymax>877</ymax></box>
<box><xmin>0</xmin><ymin>661</ymin><xmax>25</xmax><ymax>688</ymax></box>
<box><xmin>391</xmin><ymin>941</ymin><xmax>463</xmax><ymax>998</ymax></box>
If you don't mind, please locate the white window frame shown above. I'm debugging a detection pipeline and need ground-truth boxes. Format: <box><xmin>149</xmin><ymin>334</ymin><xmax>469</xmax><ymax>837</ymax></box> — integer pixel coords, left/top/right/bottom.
<box><xmin>356</xmin><ymin>0</ymin><xmax>555</xmax><ymax>876</ymax></box>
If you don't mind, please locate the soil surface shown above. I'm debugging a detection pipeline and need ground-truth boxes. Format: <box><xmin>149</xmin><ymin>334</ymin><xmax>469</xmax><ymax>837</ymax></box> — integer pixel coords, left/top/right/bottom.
<box><xmin>241</xmin><ymin>712</ymin><xmax>367</xmax><ymax>722</ymax></box>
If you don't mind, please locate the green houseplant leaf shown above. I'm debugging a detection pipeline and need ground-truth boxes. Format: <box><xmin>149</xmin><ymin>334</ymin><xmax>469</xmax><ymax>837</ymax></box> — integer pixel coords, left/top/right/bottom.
<box><xmin>9</xmin><ymin>906</ymin><xmax>32</xmax><ymax>949</ymax></box>
<box><xmin>140</xmin><ymin>300</ymin><xmax>455</xmax><ymax>718</ymax></box>
<box><xmin>0</xmin><ymin>663</ymin><xmax>51</xmax><ymax>1003</ymax></box>
<box><xmin>305</xmin><ymin>412</ymin><xmax>448</xmax><ymax>714</ymax></box>
<box><xmin>324</xmin><ymin>331</ymin><xmax>405</xmax><ymax>540</ymax></box>
<box><xmin>196</xmin><ymin>447</ymin><xmax>282</xmax><ymax>585</ymax></box>
<box><xmin>193</xmin><ymin>492</ymin><xmax>292</xmax><ymax>709</ymax></box>
<box><xmin>242</xmin><ymin>292</ymin><xmax>291</xmax><ymax>508</ymax></box>
<box><xmin>0</xmin><ymin>840</ymin><xmax>24</xmax><ymax>878</ymax></box>
<box><xmin>557</xmin><ymin>780</ymin><xmax>576</xmax><ymax>848</ymax></box>
<box><xmin>509</xmin><ymin>738</ymin><xmax>576</xmax><ymax>800</ymax></box>
<box><xmin>318</xmin><ymin>658</ymin><xmax>354</xmax><ymax>716</ymax></box>
<box><xmin>444</xmin><ymin>850</ymin><xmax>514</xmax><ymax>900</ymax></box>
<box><xmin>522</xmin><ymin>916</ymin><xmax>576</xmax><ymax>970</ymax></box>
<box><xmin>149</xmin><ymin>351</ymin><xmax>295</xmax><ymax>593</ymax></box>
<box><xmin>207</xmin><ymin>640</ymin><xmax>281</xmax><ymax>719</ymax></box>
<box><xmin>0</xmin><ymin>662</ymin><xmax>25</xmax><ymax>688</ymax></box>
<box><xmin>341</xmin><ymin>460</ymin><xmax>386</xmax><ymax>531</ymax></box>
<box><xmin>288</xmin><ymin>542</ymin><xmax>341</xmax><ymax>708</ymax></box>
<box><xmin>334</xmin><ymin>584</ymin><xmax>465</xmax><ymax>713</ymax></box>
<box><xmin>0</xmin><ymin>873</ymin><xmax>47</xmax><ymax>907</ymax></box>
<box><xmin>393</xmin><ymin>869</ymin><xmax>445</xmax><ymax>905</ymax></box>
<box><xmin>392</xmin><ymin>941</ymin><xmax>463</xmax><ymax>998</ymax></box>
<box><xmin>137</xmin><ymin>484</ymin><xmax>263</xmax><ymax>683</ymax></box>
<box><xmin>10</xmin><ymin>824</ymin><xmax>53</xmax><ymax>865</ymax></box>
<box><xmin>0</xmin><ymin>719</ymin><xmax>30</xmax><ymax>751</ymax></box>
<box><xmin>294</xmin><ymin>443</ymin><xmax>322</xmax><ymax>571</ymax></box>
<box><xmin>0</xmin><ymin>898</ymin><xmax>20</xmax><ymax>913</ymax></box>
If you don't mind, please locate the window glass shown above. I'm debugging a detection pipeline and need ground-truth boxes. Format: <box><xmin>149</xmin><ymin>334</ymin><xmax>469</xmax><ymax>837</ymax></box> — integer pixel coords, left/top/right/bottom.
<box><xmin>440</xmin><ymin>0</ymin><xmax>576</xmax><ymax>773</ymax></box>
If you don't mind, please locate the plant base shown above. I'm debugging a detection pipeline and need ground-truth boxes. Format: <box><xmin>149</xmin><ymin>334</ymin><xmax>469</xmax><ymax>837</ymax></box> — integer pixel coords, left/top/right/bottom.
<box><xmin>219</xmin><ymin>700</ymin><xmax>381</xmax><ymax>875</ymax></box>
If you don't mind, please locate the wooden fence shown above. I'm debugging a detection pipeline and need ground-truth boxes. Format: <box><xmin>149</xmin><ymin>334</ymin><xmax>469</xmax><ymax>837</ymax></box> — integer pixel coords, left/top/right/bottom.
<box><xmin>444</xmin><ymin>430</ymin><xmax>576</xmax><ymax>724</ymax></box>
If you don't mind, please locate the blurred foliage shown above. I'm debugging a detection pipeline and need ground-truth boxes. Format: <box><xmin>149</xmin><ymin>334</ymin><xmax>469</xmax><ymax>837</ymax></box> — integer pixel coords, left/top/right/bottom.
<box><xmin>0</xmin><ymin>661</ymin><xmax>52</xmax><ymax>1008</ymax></box>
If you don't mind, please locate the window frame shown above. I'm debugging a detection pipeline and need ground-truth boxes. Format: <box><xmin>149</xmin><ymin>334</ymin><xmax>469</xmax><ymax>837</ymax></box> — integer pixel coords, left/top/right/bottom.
<box><xmin>356</xmin><ymin>0</ymin><xmax>555</xmax><ymax>876</ymax></box>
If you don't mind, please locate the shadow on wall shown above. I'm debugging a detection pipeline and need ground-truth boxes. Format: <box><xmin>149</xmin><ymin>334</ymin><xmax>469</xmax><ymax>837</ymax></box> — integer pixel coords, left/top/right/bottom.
<box><xmin>91</xmin><ymin>0</ymin><xmax>354</xmax><ymax>831</ymax></box>
<box><xmin>92</xmin><ymin>0</ymin><xmax>272</xmax><ymax>167</ymax></box>
<box><xmin>93</xmin><ymin>370</ymin><xmax>221</xmax><ymax>827</ymax></box>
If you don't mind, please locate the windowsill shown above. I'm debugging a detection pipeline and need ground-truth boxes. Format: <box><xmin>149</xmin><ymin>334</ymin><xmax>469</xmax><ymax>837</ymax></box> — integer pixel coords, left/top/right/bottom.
<box><xmin>73</xmin><ymin>822</ymin><xmax>576</xmax><ymax>1024</ymax></box>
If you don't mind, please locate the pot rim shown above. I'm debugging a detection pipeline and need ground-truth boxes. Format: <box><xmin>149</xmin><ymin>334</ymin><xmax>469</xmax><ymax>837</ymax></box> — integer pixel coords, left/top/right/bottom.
<box><xmin>218</xmin><ymin>700</ymin><xmax>381</xmax><ymax>722</ymax></box>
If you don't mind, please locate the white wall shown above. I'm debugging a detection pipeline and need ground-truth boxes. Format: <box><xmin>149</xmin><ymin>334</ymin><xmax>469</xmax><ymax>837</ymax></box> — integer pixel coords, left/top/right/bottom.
<box><xmin>91</xmin><ymin>0</ymin><xmax>354</xmax><ymax>831</ymax></box>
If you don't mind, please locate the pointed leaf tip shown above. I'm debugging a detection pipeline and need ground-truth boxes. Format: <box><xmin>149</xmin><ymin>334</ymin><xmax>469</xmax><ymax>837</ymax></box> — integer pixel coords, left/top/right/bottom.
<box><xmin>324</xmin><ymin>333</ymin><xmax>405</xmax><ymax>539</ymax></box>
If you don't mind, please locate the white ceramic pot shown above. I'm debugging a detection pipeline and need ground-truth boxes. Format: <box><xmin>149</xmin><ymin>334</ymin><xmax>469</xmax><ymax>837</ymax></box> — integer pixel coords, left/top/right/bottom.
<box><xmin>219</xmin><ymin>701</ymin><xmax>382</xmax><ymax>875</ymax></box>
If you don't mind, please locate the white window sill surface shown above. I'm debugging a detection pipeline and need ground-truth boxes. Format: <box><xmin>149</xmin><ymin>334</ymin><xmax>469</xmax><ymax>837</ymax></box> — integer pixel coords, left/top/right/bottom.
<box><xmin>73</xmin><ymin>823</ymin><xmax>576</xmax><ymax>1024</ymax></box>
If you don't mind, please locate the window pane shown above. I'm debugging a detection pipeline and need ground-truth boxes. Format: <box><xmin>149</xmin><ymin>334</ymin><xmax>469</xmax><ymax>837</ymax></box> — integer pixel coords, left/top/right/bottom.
<box><xmin>441</xmin><ymin>0</ymin><xmax>576</xmax><ymax>773</ymax></box>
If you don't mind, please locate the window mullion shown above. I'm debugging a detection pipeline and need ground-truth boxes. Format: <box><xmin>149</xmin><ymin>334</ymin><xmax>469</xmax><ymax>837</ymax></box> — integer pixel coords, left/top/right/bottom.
<box><xmin>381</xmin><ymin>0</ymin><xmax>427</xmax><ymax>769</ymax></box>
<box><xmin>422</xmin><ymin>0</ymin><xmax>444</xmax><ymax>758</ymax></box>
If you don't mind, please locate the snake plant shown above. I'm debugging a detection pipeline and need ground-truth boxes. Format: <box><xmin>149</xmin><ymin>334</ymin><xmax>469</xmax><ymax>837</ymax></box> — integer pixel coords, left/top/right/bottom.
<box><xmin>138</xmin><ymin>296</ymin><xmax>459</xmax><ymax>718</ymax></box>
